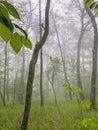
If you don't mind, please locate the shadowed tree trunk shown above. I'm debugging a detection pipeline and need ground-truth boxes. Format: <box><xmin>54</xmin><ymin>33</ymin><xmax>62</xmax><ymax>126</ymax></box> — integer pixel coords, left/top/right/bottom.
<box><xmin>0</xmin><ymin>90</ymin><xmax>5</xmax><ymax>106</ymax></box>
<box><xmin>39</xmin><ymin>0</ymin><xmax>44</xmax><ymax>107</ymax></box>
<box><xmin>85</xmin><ymin>2</ymin><xmax>98</xmax><ymax>109</ymax></box>
<box><xmin>21</xmin><ymin>0</ymin><xmax>51</xmax><ymax>130</ymax></box>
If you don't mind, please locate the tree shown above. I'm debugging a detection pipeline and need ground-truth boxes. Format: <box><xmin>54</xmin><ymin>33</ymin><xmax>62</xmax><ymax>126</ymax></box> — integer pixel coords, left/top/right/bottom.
<box><xmin>3</xmin><ymin>43</ymin><xmax>7</xmax><ymax>106</ymax></box>
<box><xmin>39</xmin><ymin>0</ymin><xmax>44</xmax><ymax>107</ymax></box>
<box><xmin>75</xmin><ymin>1</ymin><xmax>85</xmax><ymax>100</ymax></box>
<box><xmin>0</xmin><ymin>1</ymin><xmax>32</xmax><ymax>105</ymax></box>
<box><xmin>84</xmin><ymin>2</ymin><xmax>98</xmax><ymax>109</ymax></box>
<box><xmin>21</xmin><ymin>0</ymin><xmax>51</xmax><ymax>130</ymax></box>
<box><xmin>51</xmin><ymin>11</ymin><xmax>72</xmax><ymax>100</ymax></box>
<box><xmin>47</xmin><ymin>57</ymin><xmax>61</xmax><ymax>105</ymax></box>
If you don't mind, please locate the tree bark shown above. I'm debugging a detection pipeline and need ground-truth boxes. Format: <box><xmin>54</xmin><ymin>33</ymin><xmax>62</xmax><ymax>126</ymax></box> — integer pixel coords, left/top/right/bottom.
<box><xmin>21</xmin><ymin>0</ymin><xmax>51</xmax><ymax>130</ymax></box>
<box><xmin>0</xmin><ymin>90</ymin><xmax>5</xmax><ymax>106</ymax></box>
<box><xmin>85</xmin><ymin>3</ymin><xmax>98</xmax><ymax>109</ymax></box>
<box><xmin>40</xmin><ymin>49</ymin><xmax>44</xmax><ymax>106</ymax></box>
<box><xmin>39</xmin><ymin>0</ymin><xmax>44</xmax><ymax>107</ymax></box>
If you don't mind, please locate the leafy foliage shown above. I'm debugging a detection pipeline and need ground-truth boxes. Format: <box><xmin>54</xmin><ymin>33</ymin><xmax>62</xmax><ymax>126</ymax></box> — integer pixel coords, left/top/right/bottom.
<box><xmin>0</xmin><ymin>0</ymin><xmax>32</xmax><ymax>53</ymax></box>
<box><xmin>63</xmin><ymin>83</ymin><xmax>91</xmax><ymax>119</ymax></box>
<box><xmin>76</xmin><ymin>118</ymin><xmax>98</xmax><ymax>130</ymax></box>
<box><xmin>0</xmin><ymin>1</ymin><xmax>20</xmax><ymax>19</ymax></box>
<box><xmin>86</xmin><ymin>0</ymin><xmax>98</xmax><ymax>10</ymax></box>
<box><xmin>63</xmin><ymin>83</ymin><xmax>85</xmax><ymax>95</ymax></box>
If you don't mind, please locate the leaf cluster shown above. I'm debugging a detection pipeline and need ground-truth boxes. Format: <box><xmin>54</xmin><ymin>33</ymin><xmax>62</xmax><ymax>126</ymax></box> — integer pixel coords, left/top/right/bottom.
<box><xmin>86</xmin><ymin>0</ymin><xmax>98</xmax><ymax>10</ymax></box>
<box><xmin>0</xmin><ymin>0</ymin><xmax>32</xmax><ymax>53</ymax></box>
<box><xmin>63</xmin><ymin>83</ymin><xmax>85</xmax><ymax>95</ymax></box>
<box><xmin>76</xmin><ymin>118</ymin><xmax>98</xmax><ymax>130</ymax></box>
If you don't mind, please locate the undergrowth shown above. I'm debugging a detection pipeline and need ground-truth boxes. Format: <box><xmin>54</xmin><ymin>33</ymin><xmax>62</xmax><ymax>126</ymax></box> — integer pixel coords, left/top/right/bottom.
<box><xmin>0</xmin><ymin>99</ymin><xmax>97</xmax><ymax>130</ymax></box>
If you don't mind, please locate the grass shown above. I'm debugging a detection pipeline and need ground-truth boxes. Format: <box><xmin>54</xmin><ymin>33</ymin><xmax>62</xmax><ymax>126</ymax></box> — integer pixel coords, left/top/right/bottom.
<box><xmin>0</xmin><ymin>98</ymin><xmax>98</xmax><ymax>130</ymax></box>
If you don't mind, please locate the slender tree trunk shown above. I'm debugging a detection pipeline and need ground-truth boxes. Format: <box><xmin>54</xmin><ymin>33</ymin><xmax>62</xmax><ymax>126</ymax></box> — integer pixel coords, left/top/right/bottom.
<box><xmin>51</xmin><ymin>12</ymin><xmax>72</xmax><ymax>100</ymax></box>
<box><xmin>76</xmin><ymin>10</ymin><xmax>85</xmax><ymax>100</ymax></box>
<box><xmin>39</xmin><ymin>0</ymin><xmax>44</xmax><ymax>107</ymax></box>
<box><xmin>85</xmin><ymin>3</ymin><xmax>98</xmax><ymax>109</ymax></box>
<box><xmin>13</xmin><ymin>69</ymin><xmax>18</xmax><ymax>103</ymax></box>
<box><xmin>21</xmin><ymin>0</ymin><xmax>51</xmax><ymax>129</ymax></box>
<box><xmin>6</xmin><ymin>44</ymin><xmax>9</xmax><ymax>101</ymax></box>
<box><xmin>46</xmin><ymin>59</ymin><xmax>50</xmax><ymax>98</ymax></box>
<box><xmin>77</xmin><ymin>30</ymin><xmax>85</xmax><ymax>100</ymax></box>
<box><xmin>0</xmin><ymin>90</ymin><xmax>5</xmax><ymax>106</ymax></box>
<box><xmin>19</xmin><ymin>46</ymin><xmax>25</xmax><ymax>103</ymax></box>
<box><xmin>47</xmin><ymin>69</ymin><xmax>57</xmax><ymax>105</ymax></box>
<box><xmin>40</xmin><ymin>49</ymin><xmax>44</xmax><ymax>106</ymax></box>
<box><xmin>51</xmin><ymin>69</ymin><xmax>57</xmax><ymax>105</ymax></box>
<box><xmin>3</xmin><ymin>43</ymin><xmax>7</xmax><ymax>106</ymax></box>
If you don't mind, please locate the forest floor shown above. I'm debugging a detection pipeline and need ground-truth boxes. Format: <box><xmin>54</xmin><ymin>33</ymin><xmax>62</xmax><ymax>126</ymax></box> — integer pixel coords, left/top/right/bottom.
<box><xmin>0</xmin><ymin>98</ymin><xmax>98</xmax><ymax>130</ymax></box>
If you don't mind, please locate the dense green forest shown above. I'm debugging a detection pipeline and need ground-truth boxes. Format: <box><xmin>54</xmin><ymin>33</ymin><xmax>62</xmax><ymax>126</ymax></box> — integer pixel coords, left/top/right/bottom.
<box><xmin>0</xmin><ymin>0</ymin><xmax>98</xmax><ymax>130</ymax></box>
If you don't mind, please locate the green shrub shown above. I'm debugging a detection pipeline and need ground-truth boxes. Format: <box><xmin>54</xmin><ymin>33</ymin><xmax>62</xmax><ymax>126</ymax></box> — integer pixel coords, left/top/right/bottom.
<box><xmin>76</xmin><ymin>118</ymin><xmax>98</xmax><ymax>130</ymax></box>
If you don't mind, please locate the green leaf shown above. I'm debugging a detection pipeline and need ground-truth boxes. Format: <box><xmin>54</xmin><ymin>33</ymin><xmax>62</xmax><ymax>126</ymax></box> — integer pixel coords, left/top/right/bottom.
<box><xmin>0</xmin><ymin>1</ymin><xmax>20</xmax><ymax>19</ymax></box>
<box><xmin>10</xmin><ymin>33</ymin><xmax>22</xmax><ymax>53</ymax></box>
<box><xmin>0</xmin><ymin>3</ymin><xmax>10</xmax><ymax>20</ymax></box>
<box><xmin>95</xmin><ymin>4</ymin><xmax>98</xmax><ymax>10</ymax></box>
<box><xmin>21</xmin><ymin>36</ymin><xmax>32</xmax><ymax>49</ymax></box>
<box><xmin>90</xmin><ymin>2</ymin><xmax>96</xmax><ymax>9</ymax></box>
<box><xmin>0</xmin><ymin>15</ymin><xmax>13</xmax><ymax>32</ymax></box>
<box><xmin>0</xmin><ymin>22</ymin><xmax>12</xmax><ymax>42</ymax></box>
<box><xmin>14</xmin><ymin>24</ymin><xmax>27</xmax><ymax>38</ymax></box>
<box><xmin>85</xmin><ymin>0</ymin><xmax>93</xmax><ymax>5</ymax></box>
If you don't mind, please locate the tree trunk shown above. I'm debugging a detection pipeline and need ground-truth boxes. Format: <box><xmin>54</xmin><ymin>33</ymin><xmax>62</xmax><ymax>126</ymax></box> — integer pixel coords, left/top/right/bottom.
<box><xmin>13</xmin><ymin>68</ymin><xmax>18</xmax><ymax>103</ymax></box>
<box><xmin>0</xmin><ymin>90</ymin><xmax>5</xmax><ymax>106</ymax></box>
<box><xmin>19</xmin><ymin>46</ymin><xmax>25</xmax><ymax>103</ymax></box>
<box><xmin>21</xmin><ymin>0</ymin><xmax>51</xmax><ymax>129</ymax></box>
<box><xmin>51</xmin><ymin>12</ymin><xmax>72</xmax><ymax>100</ymax></box>
<box><xmin>47</xmin><ymin>68</ymin><xmax>57</xmax><ymax>105</ymax></box>
<box><xmin>39</xmin><ymin>0</ymin><xmax>44</xmax><ymax>107</ymax></box>
<box><xmin>76</xmin><ymin>10</ymin><xmax>85</xmax><ymax>100</ymax></box>
<box><xmin>6</xmin><ymin>45</ymin><xmax>9</xmax><ymax>101</ymax></box>
<box><xmin>3</xmin><ymin>43</ymin><xmax>7</xmax><ymax>106</ymax></box>
<box><xmin>40</xmin><ymin>49</ymin><xmax>44</xmax><ymax>106</ymax></box>
<box><xmin>85</xmin><ymin>3</ymin><xmax>98</xmax><ymax>109</ymax></box>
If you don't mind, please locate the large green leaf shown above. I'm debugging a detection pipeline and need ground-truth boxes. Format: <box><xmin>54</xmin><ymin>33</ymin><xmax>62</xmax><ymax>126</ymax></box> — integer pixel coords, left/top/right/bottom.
<box><xmin>85</xmin><ymin>0</ymin><xmax>93</xmax><ymax>5</ymax></box>
<box><xmin>0</xmin><ymin>1</ymin><xmax>20</xmax><ymax>19</ymax></box>
<box><xmin>21</xmin><ymin>36</ymin><xmax>32</xmax><ymax>50</ymax></box>
<box><xmin>0</xmin><ymin>15</ymin><xmax>13</xmax><ymax>32</ymax></box>
<box><xmin>14</xmin><ymin>23</ymin><xmax>27</xmax><ymax>38</ymax></box>
<box><xmin>10</xmin><ymin>33</ymin><xmax>22</xmax><ymax>53</ymax></box>
<box><xmin>0</xmin><ymin>3</ymin><xmax>10</xmax><ymax>20</ymax></box>
<box><xmin>0</xmin><ymin>22</ymin><xmax>12</xmax><ymax>42</ymax></box>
